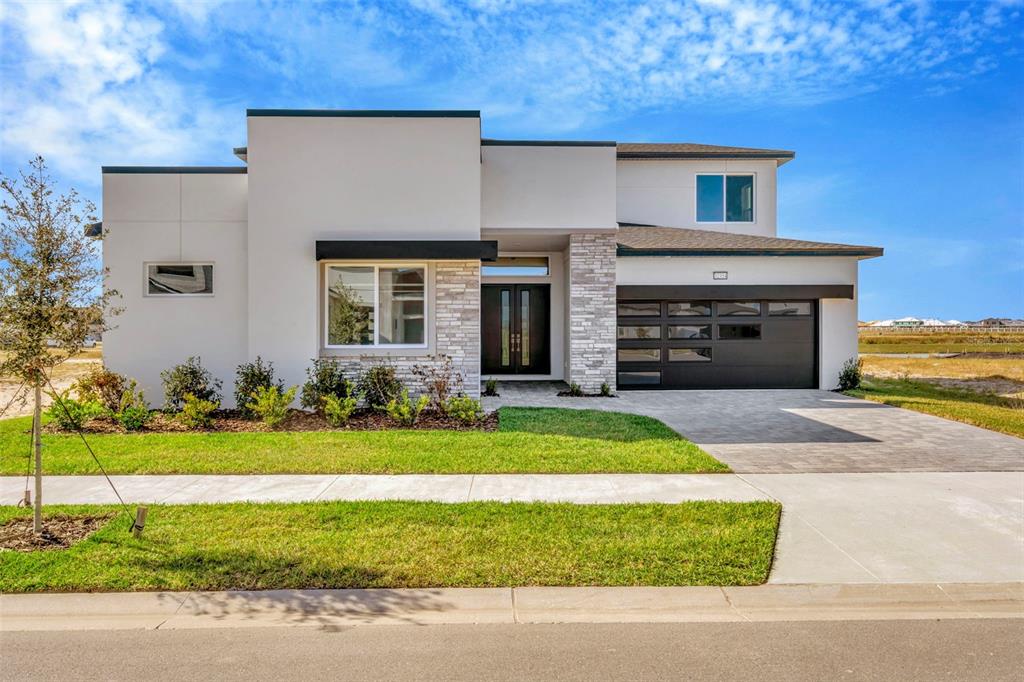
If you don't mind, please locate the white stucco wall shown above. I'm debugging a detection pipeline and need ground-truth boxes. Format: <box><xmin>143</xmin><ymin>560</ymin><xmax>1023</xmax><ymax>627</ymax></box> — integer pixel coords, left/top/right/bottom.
<box><xmin>616</xmin><ymin>255</ymin><xmax>861</xmax><ymax>389</ymax></box>
<box><xmin>246</xmin><ymin>115</ymin><xmax>483</xmax><ymax>387</ymax></box>
<box><xmin>482</xmin><ymin>146</ymin><xmax>617</xmax><ymax>229</ymax></box>
<box><xmin>616</xmin><ymin>159</ymin><xmax>778</xmax><ymax>236</ymax></box>
<box><xmin>102</xmin><ymin>172</ymin><xmax>249</xmax><ymax>405</ymax></box>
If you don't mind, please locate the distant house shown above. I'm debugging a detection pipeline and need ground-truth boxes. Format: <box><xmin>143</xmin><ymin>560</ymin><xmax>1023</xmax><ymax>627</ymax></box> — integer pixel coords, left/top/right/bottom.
<box><xmin>892</xmin><ymin>318</ymin><xmax>924</xmax><ymax>328</ymax></box>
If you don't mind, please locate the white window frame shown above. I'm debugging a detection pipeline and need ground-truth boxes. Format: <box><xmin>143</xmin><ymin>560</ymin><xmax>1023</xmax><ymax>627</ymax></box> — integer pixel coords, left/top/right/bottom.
<box><xmin>143</xmin><ymin>261</ymin><xmax>215</xmax><ymax>297</ymax></box>
<box><xmin>322</xmin><ymin>261</ymin><xmax>428</xmax><ymax>350</ymax></box>
<box><xmin>695</xmin><ymin>173</ymin><xmax>756</xmax><ymax>224</ymax></box>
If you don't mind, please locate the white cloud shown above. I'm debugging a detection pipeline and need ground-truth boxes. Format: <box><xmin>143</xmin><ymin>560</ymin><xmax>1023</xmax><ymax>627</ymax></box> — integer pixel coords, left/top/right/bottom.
<box><xmin>0</xmin><ymin>0</ymin><xmax>241</xmax><ymax>182</ymax></box>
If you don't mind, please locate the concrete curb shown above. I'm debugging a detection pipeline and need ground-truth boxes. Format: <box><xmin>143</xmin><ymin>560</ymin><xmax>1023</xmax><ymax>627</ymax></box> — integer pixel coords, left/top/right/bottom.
<box><xmin>2</xmin><ymin>583</ymin><xmax>1020</xmax><ymax>631</ymax></box>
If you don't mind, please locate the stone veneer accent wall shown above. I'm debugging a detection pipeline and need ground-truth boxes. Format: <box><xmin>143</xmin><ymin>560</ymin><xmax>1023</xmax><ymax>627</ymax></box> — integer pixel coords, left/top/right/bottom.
<box><xmin>326</xmin><ymin>261</ymin><xmax>481</xmax><ymax>398</ymax></box>
<box><xmin>567</xmin><ymin>233</ymin><xmax>617</xmax><ymax>393</ymax></box>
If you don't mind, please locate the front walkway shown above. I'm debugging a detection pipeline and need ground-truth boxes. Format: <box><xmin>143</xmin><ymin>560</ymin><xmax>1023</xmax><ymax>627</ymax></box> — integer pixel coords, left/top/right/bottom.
<box><xmin>484</xmin><ymin>383</ymin><xmax>1024</xmax><ymax>473</ymax></box>
<box><xmin>5</xmin><ymin>471</ymin><xmax>1022</xmax><ymax>584</ymax></box>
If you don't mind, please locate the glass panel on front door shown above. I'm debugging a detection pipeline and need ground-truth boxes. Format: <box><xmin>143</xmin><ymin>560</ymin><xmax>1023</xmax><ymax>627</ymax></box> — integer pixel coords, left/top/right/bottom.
<box><xmin>500</xmin><ymin>290</ymin><xmax>511</xmax><ymax>367</ymax></box>
<box><xmin>520</xmin><ymin>289</ymin><xmax>530</xmax><ymax>367</ymax></box>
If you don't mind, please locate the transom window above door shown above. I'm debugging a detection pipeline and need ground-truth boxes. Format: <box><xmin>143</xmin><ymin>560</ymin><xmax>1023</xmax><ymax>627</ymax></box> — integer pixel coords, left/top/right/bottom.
<box><xmin>325</xmin><ymin>264</ymin><xmax>426</xmax><ymax>348</ymax></box>
<box><xmin>696</xmin><ymin>174</ymin><xmax>754</xmax><ymax>222</ymax></box>
<box><xmin>481</xmin><ymin>256</ymin><xmax>549</xmax><ymax>277</ymax></box>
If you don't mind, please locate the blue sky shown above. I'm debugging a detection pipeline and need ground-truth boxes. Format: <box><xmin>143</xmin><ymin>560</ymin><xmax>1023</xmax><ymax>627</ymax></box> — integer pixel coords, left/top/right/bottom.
<box><xmin>1</xmin><ymin>0</ymin><xmax>1021</xmax><ymax>320</ymax></box>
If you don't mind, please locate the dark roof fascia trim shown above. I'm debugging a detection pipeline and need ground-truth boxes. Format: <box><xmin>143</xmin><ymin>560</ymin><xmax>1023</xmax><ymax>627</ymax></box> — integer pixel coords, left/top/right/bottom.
<box><xmin>617</xmin><ymin>284</ymin><xmax>855</xmax><ymax>300</ymax></box>
<box><xmin>248</xmin><ymin>109</ymin><xmax>480</xmax><ymax>118</ymax></box>
<box><xmin>617</xmin><ymin>152</ymin><xmax>795</xmax><ymax>160</ymax></box>
<box><xmin>617</xmin><ymin>247</ymin><xmax>884</xmax><ymax>258</ymax></box>
<box><xmin>102</xmin><ymin>166</ymin><xmax>247</xmax><ymax>174</ymax></box>
<box><xmin>316</xmin><ymin>240</ymin><xmax>499</xmax><ymax>262</ymax></box>
<box><xmin>482</xmin><ymin>139</ymin><xmax>617</xmax><ymax>147</ymax></box>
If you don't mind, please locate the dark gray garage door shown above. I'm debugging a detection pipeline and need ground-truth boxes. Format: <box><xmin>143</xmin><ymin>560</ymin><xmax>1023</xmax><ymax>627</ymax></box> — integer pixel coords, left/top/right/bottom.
<box><xmin>616</xmin><ymin>299</ymin><xmax>817</xmax><ymax>389</ymax></box>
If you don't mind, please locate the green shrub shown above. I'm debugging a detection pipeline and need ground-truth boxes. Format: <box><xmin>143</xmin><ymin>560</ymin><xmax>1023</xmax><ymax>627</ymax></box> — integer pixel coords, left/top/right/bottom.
<box><xmin>444</xmin><ymin>395</ymin><xmax>484</xmax><ymax>424</ymax></box>
<box><xmin>178</xmin><ymin>393</ymin><xmax>219</xmax><ymax>430</ymax></box>
<box><xmin>161</xmin><ymin>356</ymin><xmax>222</xmax><ymax>409</ymax></box>
<box><xmin>300</xmin><ymin>359</ymin><xmax>350</xmax><ymax>413</ymax></box>
<box><xmin>358</xmin><ymin>364</ymin><xmax>403</xmax><ymax>411</ymax></box>
<box><xmin>72</xmin><ymin>367</ymin><xmax>129</xmax><ymax>412</ymax></box>
<box><xmin>567</xmin><ymin>382</ymin><xmax>584</xmax><ymax>397</ymax></box>
<box><xmin>250</xmin><ymin>385</ymin><xmax>297</xmax><ymax>429</ymax></box>
<box><xmin>116</xmin><ymin>383</ymin><xmax>151</xmax><ymax>431</ymax></box>
<box><xmin>323</xmin><ymin>393</ymin><xmax>359</xmax><ymax>427</ymax></box>
<box><xmin>482</xmin><ymin>378</ymin><xmax>499</xmax><ymax>397</ymax></box>
<box><xmin>45</xmin><ymin>390</ymin><xmax>104</xmax><ymax>430</ymax></box>
<box><xmin>599</xmin><ymin>382</ymin><xmax>613</xmax><ymax>397</ymax></box>
<box><xmin>235</xmin><ymin>357</ymin><xmax>282</xmax><ymax>418</ymax></box>
<box><xmin>385</xmin><ymin>390</ymin><xmax>429</xmax><ymax>426</ymax></box>
<box><xmin>411</xmin><ymin>356</ymin><xmax>463</xmax><ymax>411</ymax></box>
<box><xmin>838</xmin><ymin>357</ymin><xmax>864</xmax><ymax>391</ymax></box>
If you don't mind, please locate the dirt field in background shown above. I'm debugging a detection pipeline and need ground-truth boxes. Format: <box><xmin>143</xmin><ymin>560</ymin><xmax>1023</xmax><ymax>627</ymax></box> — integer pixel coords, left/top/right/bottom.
<box><xmin>0</xmin><ymin>356</ymin><xmax>102</xmax><ymax>419</ymax></box>
<box><xmin>860</xmin><ymin>355</ymin><xmax>1024</xmax><ymax>398</ymax></box>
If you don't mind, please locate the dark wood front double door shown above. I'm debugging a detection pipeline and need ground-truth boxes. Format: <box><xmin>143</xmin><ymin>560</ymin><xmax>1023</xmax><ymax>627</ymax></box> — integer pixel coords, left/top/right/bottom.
<box><xmin>482</xmin><ymin>284</ymin><xmax>550</xmax><ymax>375</ymax></box>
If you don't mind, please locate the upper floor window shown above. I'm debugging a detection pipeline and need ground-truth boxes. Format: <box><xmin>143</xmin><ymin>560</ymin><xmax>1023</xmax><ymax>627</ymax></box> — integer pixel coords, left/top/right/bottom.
<box><xmin>325</xmin><ymin>264</ymin><xmax>426</xmax><ymax>348</ymax></box>
<box><xmin>696</xmin><ymin>174</ymin><xmax>754</xmax><ymax>223</ymax></box>
<box><xmin>146</xmin><ymin>263</ymin><xmax>213</xmax><ymax>296</ymax></box>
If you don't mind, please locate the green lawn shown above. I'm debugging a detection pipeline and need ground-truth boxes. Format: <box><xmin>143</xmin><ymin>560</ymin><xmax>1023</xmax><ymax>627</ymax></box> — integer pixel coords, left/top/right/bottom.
<box><xmin>0</xmin><ymin>407</ymin><xmax>727</xmax><ymax>475</ymax></box>
<box><xmin>0</xmin><ymin>501</ymin><xmax>780</xmax><ymax>591</ymax></box>
<box><xmin>847</xmin><ymin>377</ymin><xmax>1024</xmax><ymax>438</ymax></box>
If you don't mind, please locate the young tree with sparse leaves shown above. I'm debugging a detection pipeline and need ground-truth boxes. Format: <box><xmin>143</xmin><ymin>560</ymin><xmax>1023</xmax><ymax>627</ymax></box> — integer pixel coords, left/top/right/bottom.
<box><xmin>0</xmin><ymin>156</ymin><xmax>120</xmax><ymax>533</ymax></box>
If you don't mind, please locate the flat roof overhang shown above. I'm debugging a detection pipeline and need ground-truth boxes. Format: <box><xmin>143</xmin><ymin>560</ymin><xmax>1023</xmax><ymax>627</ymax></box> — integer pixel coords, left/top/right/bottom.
<box><xmin>316</xmin><ymin>240</ymin><xmax>499</xmax><ymax>261</ymax></box>
<box><xmin>617</xmin><ymin>284</ymin><xmax>855</xmax><ymax>300</ymax></box>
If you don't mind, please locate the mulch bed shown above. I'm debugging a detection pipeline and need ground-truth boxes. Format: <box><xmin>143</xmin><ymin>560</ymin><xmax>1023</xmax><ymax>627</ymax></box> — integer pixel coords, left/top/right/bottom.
<box><xmin>555</xmin><ymin>391</ymin><xmax>618</xmax><ymax>398</ymax></box>
<box><xmin>0</xmin><ymin>513</ymin><xmax>114</xmax><ymax>552</ymax></box>
<box><xmin>44</xmin><ymin>408</ymin><xmax>499</xmax><ymax>435</ymax></box>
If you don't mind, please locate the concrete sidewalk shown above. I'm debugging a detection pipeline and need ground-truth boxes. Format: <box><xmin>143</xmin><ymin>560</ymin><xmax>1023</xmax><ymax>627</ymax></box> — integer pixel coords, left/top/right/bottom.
<box><xmin>3</xmin><ymin>471</ymin><xmax>1022</xmax><ymax>584</ymax></box>
<box><xmin>0</xmin><ymin>473</ymin><xmax>768</xmax><ymax>505</ymax></box>
<box><xmin>1</xmin><ymin>583</ymin><xmax>1020</xmax><ymax>631</ymax></box>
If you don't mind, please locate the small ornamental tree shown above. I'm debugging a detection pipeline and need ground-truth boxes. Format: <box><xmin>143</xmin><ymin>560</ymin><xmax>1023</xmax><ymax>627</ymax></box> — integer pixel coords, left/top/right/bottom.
<box><xmin>0</xmin><ymin>157</ymin><xmax>120</xmax><ymax>533</ymax></box>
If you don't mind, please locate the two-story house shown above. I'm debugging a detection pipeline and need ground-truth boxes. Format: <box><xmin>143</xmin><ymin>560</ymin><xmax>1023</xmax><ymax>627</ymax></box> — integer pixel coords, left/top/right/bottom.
<box><xmin>97</xmin><ymin>109</ymin><xmax>881</xmax><ymax>403</ymax></box>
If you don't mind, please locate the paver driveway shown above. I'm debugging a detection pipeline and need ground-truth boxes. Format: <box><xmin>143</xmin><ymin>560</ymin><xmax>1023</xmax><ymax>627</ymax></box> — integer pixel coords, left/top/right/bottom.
<box><xmin>484</xmin><ymin>383</ymin><xmax>1024</xmax><ymax>473</ymax></box>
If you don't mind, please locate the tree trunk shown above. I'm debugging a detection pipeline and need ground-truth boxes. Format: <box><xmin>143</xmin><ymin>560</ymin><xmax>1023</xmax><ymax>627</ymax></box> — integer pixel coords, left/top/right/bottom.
<box><xmin>33</xmin><ymin>380</ymin><xmax>42</xmax><ymax>534</ymax></box>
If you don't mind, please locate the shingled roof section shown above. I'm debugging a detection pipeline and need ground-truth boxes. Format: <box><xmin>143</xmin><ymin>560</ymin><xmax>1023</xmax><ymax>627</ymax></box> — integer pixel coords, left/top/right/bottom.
<box><xmin>617</xmin><ymin>142</ymin><xmax>795</xmax><ymax>161</ymax></box>
<box><xmin>616</xmin><ymin>225</ymin><xmax>883</xmax><ymax>258</ymax></box>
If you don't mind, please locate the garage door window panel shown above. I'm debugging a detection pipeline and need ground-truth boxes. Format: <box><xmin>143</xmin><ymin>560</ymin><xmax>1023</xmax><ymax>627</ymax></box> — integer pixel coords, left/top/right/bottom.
<box><xmin>618</xmin><ymin>348</ymin><xmax>661</xmax><ymax>362</ymax></box>
<box><xmin>668</xmin><ymin>301</ymin><xmax>711</xmax><ymax>317</ymax></box>
<box><xmin>618</xmin><ymin>325</ymin><xmax>661</xmax><ymax>340</ymax></box>
<box><xmin>769</xmin><ymin>301</ymin><xmax>812</xmax><ymax>316</ymax></box>
<box><xmin>717</xmin><ymin>301</ymin><xmax>761</xmax><ymax>316</ymax></box>
<box><xmin>618</xmin><ymin>371</ymin><xmax>661</xmax><ymax>386</ymax></box>
<box><xmin>669</xmin><ymin>324</ymin><xmax>711</xmax><ymax>340</ymax></box>
<box><xmin>718</xmin><ymin>324</ymin><xmax>762</xmax><ymax>340</ymax></box>
<box><xmin>618</xmin><ymin>302</ymin><xmax>661</xmax><ymax>317</ymax></box>
<box><xmin>668</xmin><ymin>348</ymin><xmax>712</xmax><ymax>362</ymax></box>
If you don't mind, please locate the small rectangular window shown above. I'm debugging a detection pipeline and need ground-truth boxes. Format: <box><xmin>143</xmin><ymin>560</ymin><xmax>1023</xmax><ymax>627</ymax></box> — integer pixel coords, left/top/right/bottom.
<box><xmin>482</xmin><ymin>256</ymin><xmax>549</xmax><ymax>277</ymax></box>
<box><xmin>668</xmin><ymin>348</ymin><xmax>712</xmax><ymax>362</ymax></box>
<box><xmin>618</xmin><ymin>371</ymin><xmax>661</xmax><ymax>386</ymax></box>
<box><xmin>718</xmin><ymin>324</ymin><xmax>762</xmax><ymax>340</ymax></box>
<box><xmin>618</xmin><ymin>348</ymin><xmax>661</xmax><ymax>362</ymax></box>
<box><xmin>618</xmin><ymin>325</ymin><xmax>661</xmax><ymax>340</ymax></box>
<box><xmin>617</xmin><ymin>302</ymin><xmax>661</xmax><ymax>317</ymax></box>
<box><xmin>147</xmin><ymin>263</ymin><xmax>213</xmax><ymax>295</ymax></box>
<box><xmin>717</xmin><ymin>301</ymin><xmax>761</xmax><ymax>316</ymax></box>
<box><xmin>667</xmin><ymin>301</ymin><xmax>711</xmax><ymax>317</ymax></box>
<box><xmin>668</xmin><ymin>325</ymin><xmax>712</xmax><ymax>340</ymax></box>
<box><xmin>696</xmin><ymin>175</ymin><xmax>754</xmax><ymax>223</ymax></box>
<box><xmin>769</xmin><ymin>301</ymin><xmax>812</xmax><ymax>316</ymax></box>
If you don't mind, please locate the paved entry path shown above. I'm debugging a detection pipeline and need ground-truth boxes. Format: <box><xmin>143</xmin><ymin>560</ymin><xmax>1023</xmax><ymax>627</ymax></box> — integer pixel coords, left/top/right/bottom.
<box><xmin>4</xmin><ymin>471</ymin><xmax>1022</xmax><ymax>584</ymax></box>
<box><xmin>484</xmin><ymin>384</ymin><xmax>1024</xmax><ymax>473</ymax></box>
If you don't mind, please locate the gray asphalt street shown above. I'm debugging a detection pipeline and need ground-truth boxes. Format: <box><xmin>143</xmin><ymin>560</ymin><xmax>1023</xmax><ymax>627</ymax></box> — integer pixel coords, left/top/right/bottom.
<box><xmin>2</xmin><ymin>619</ymin><xmax>1022</xmax><ymax>681</ymax></box>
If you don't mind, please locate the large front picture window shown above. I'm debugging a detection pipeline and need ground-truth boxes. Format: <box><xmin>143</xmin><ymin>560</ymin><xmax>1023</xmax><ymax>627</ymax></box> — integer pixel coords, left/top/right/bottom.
<box><xmin>325</xmin><ymin>264</ymin><xmax>426</xmax><ymax>347</ymax></box>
